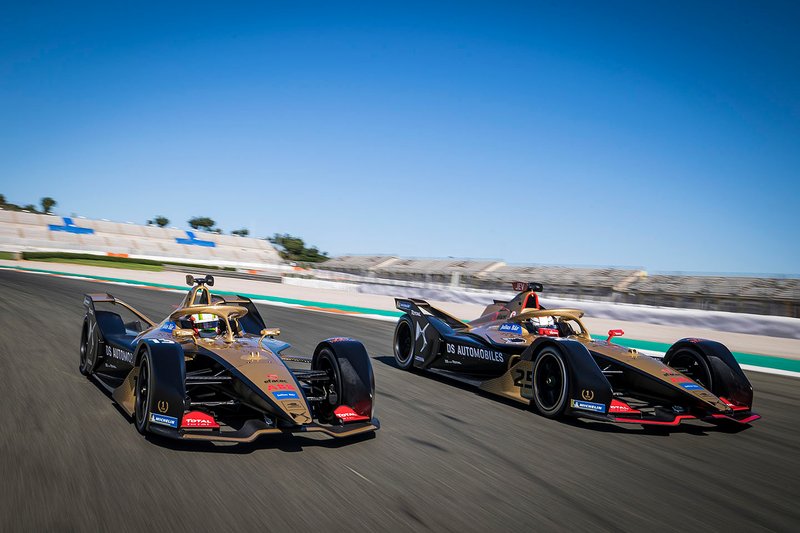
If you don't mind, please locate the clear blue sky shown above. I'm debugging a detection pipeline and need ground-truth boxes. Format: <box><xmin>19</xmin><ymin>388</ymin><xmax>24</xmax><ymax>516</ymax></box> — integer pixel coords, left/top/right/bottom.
<box><xmin>1</xmin><ymin>1</ymin><xmax>798</xmax><ymax>274</ymax></box>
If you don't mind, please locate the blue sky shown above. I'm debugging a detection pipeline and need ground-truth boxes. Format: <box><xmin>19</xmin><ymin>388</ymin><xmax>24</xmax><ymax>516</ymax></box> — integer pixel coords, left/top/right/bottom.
<box><xmin>1</xmin><ymin>1</ymin><xmax>798</xmax><ymax>274</ymax></box>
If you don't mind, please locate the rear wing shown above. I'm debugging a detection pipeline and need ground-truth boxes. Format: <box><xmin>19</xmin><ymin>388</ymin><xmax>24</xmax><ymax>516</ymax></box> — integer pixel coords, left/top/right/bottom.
<box><xmin>395</xmin><ymin>298</ymin><xmax>468</xmax><ymax>329</ymax></box>
<box><xmin>83</xmin><ymin>293</ymin><xmax>156</xmax><ymax>328</ymax></box>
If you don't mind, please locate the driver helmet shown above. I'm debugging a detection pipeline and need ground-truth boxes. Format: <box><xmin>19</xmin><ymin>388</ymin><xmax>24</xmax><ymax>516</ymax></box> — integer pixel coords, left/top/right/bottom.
<box><xmin>190</xmin><ymin>313</ymin><xmax>219</xmax><ymax>338</ymax></box>
<box><xmin>529</xmin><ymin>316</ymin><xmax>555</xmax><ymax>329</ymax></box>
<box><xmin>528</xmin><ymin>316</ymin><xmax>559</xmax><ymax>337</ymax></box>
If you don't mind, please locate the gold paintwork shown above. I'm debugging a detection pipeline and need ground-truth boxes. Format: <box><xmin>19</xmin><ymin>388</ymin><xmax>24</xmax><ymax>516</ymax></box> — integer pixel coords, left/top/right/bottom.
<box><xmin>103</xmin><ymin>282</ymin><xmax>330</xmax><ymax>436</ymax></box>
<box><xmin>112</xmin><ymin>366</ymin><xmax>139</xmax><ymax>416</ymax></box>
<box><xmin>172</xmin><ymin>328</ymin><xmax>196</xmax><ymax>341</ymax></box>
<box><xmin>446</xmin><ymin>288</ymin><xmax>733</xmax><ymax>414</ymax></box>
<box><xmin>259</xmin><ymin>328</ymin><xmax>281</xmax><ymax>346</ymax></box>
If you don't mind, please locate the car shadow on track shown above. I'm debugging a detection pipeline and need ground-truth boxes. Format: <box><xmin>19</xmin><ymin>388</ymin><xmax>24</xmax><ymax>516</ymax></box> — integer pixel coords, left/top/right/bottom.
<box><xmin>144</xmin><ymin>430</ymin><xmax>377</xmax><ymax>455</ymax></box>
<box><xmin>373</xmin><ymin>356</ymin><xmax>750</xmax><ymax>437</ymax></box>
<box><xmin>85</xmin><ymin>371</ymin><xmax>378</xmax><ymax>455</ymax></box>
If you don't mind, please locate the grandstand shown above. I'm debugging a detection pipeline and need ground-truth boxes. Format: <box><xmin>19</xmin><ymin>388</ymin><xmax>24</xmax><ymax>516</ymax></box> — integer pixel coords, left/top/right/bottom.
<box><xmin>0</xmin><ymin>209</ymin><xmax>283</xmax><ymax>267</ymax></box>
<box><xmin>315</xmin><ymin>255</ymin><xmax>800</xmax><ymax>318</ymax></box>
<box><xmin>3</xmin><ymin>210</ymin><xmax>798</xmax><ymax>317</ymax></box>
<box><xmin>620</xmin><ymin>275</ymin><xmax>800</xmax><ymax>317</ymax></box>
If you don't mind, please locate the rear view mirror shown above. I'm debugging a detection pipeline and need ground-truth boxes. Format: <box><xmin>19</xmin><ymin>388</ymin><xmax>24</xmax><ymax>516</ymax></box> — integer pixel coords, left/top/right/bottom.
<box><xmin>261</xmin><ymin>328</ymin><xmax>280</xmax><ymax>338</ymax></box>
<box><xmin>173</xmin><ymin>328</ymin><xmax>196</xmax><ymax>341</ymax></box>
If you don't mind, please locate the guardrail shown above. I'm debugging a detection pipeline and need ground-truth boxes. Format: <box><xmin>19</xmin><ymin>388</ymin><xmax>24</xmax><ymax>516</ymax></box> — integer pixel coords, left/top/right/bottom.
<box><xmin>162</xmin><ymin>264</ymin><xmax>282</xmax><ymax>284</ymax></box>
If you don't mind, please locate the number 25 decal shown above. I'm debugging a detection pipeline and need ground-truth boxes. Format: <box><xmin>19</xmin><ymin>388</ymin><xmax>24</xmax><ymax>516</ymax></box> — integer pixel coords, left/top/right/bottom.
<box><xmin>512</xmin><ymin>369</ymin><xmax>532</xmax><ymax>389</ymax></box>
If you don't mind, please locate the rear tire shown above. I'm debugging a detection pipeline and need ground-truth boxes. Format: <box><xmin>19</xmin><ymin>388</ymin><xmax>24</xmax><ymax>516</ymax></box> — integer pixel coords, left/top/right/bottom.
<box><xmin>532</xmin><ymin>347</ymin><xmax>569</xmax><ymax>418</ymax></box>
<box><xmin>134</xmin><ymin>352</ymin><xmax>152</xmax><ymax>435</ymax></box>
<box><xmin>79</xmin><ymin>320</ymin><xmax>100</xmax><ymax>376</ymax></box>
<box><xmin>664</xmin><ymin>348</ymin><xmax>713</xmax><ymax>391</ymax></box>
<box><xmin>393</xmin><ymin>315</ymin><xmax>415</xmax><ymax>370</ymax></box>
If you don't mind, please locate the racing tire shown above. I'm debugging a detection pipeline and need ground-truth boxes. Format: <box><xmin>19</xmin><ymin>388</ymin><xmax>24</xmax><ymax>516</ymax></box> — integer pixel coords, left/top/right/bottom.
<box><xmin>313</xmin><ymin>347</ymin><xmax>369</xmax><ymax>424</ymax></box>
<box><xmin>393</xmin><ymin>315</ymin><xmax>416</xmax><ymax>371</ymax></box>
<box><xmin>532</xmin><ymin>347</ymin><xmax>569</xmax><ymax>418</ymax></box>
<box><xmin>134</xmin><ymin>351</ymin><xmax>152</xmax><ymax>435</ymax></box>
<box><xmin>663</xmin><ymin>347</ymin><xmax>713</xmax><ymax>391</ymax></box>
<box><xmin>79</xmin><ymin>320</ymin><xmax>100</xmax><ymax>376</ymax></box>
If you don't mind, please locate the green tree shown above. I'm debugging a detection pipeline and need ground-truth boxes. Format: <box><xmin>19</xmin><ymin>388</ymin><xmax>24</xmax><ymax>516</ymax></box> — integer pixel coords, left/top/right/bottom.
<box><xmin>153</xmin><ymin>216</ymin><xmax>169</xmax><ymax>227</ymax></box>
<box><xmin>0</xmin><ymin>194</ymin><xmax>6</xmax><ymax>205</ymax></box>
<box><xmin>23</xmin><ymin>204</ymin><xmax>37</xmax><ymax>212</ymax></box>
<box><xmin>232</xmin><ymin>228</ymin><xmax>249</xmax><ymax>237</ymax></box>
<box><xmin>188</xmin><ymin>216</ymin><xmax>216</xmax><ymax>231</ymax></box>
<box><xmin>40</xmin><ymin>197</ymin><xmax>56</xmax><ymax>214</ymax></box>
<box><xmin>267</xmin><ymin>233</ymin><xmax>329</xmax><ymax>263</ymax></box>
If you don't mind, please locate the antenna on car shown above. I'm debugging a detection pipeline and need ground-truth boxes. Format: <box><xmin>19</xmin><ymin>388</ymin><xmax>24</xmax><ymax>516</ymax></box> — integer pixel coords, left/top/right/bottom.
<box><xmin>185</xmin><ymin>274</ymin><xmax>215</xmax><ymax>287</ymax></box>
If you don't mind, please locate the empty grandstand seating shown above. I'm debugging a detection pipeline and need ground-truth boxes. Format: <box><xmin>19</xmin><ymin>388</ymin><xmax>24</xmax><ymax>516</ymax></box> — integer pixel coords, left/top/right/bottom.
<box><xmin>0</xmin><ymin>209</ymin><xmax>283</xmax><ymax>267</ymax></box>
<box><xmin>315</xmin><ymin>255</ymin><xmax>800</xmax><ymax>317</ymax></box>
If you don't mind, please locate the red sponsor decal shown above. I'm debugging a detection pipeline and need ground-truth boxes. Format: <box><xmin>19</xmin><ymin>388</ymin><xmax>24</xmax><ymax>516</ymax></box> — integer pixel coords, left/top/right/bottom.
<box><xmin>718</xmin><ymin>397</ymin><xmax>749</xmax><ymax>411</ymax></box>
<box><xmin>267</xmin><ymin>384</ymin><xmax>294</xmax><ymax>391</ymax></box>
<box><xmin>538</xmin><ymin>328</ymin><xmax>559</xmax><ymax>337</ymax></box>
<box><xmin>333</xmin><ymin>405</ymin><xmax>370</xmax><ymax>423</ymax></box>
<box><xmin>670</xmin><ymin>376</ymin><xmax>691</xmax><ymax>383</ymax></box>
<box><xmin>180</xmin><ymin>411</ymin><xmax>219</xmax><ymax>429</ymax></box>
<box><xmin>266</xmin><ymin>374</ymin><xmax>280</xmax><ymax>380</ymax></box>
<box><xmin>511</xmin><ymin>281</ymin><xmax>529</xmax><ymax>292</ymax></box>
<box><xmin>609</xmin><ymin>399</ymin><xmax>640</xmax><ymax>414</ymax></box>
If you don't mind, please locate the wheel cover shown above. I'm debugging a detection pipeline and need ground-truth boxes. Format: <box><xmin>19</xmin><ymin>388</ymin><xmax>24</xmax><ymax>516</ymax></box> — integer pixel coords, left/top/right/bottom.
<box><xmin>535</xmin><ymin>352</ymin><xmax>566</xmax><ymax>411</ymax></box>
<box><xmin>394</xmin><ymin>322</ymin><xmax>413</xmax><ymax>365</ymax></box>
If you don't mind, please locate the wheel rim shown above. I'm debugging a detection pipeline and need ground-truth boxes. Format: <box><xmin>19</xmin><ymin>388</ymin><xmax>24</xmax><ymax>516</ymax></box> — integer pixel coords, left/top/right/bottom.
<box><xmin>317</xmin><ymin>352</ymin><xmax>339</xmax><ymax>421</ymax></box>
<box><xmin>394</xmin><ymin>321</ymin><xmax>413</xmax><ymax>366</ymax></box>
<box><xmin>669</xmin><ymin>350</ymin><xmax>711</xmax><ymax>389</ymax></box>
<box><xmin>136</xmin><ymin>359</ymin><xmax>149</xmax><ymax>426</ymax></box>
<box><xmin>534</xmin><ymin>351</ymin><xmax>566</xmax><ymax>412</ymax></box>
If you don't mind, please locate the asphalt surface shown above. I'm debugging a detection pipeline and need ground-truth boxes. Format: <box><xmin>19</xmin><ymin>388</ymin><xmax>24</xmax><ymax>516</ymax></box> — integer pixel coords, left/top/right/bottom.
<box><xmin>1</xmin><ymin>270</ymin><xmax>799</xmax><ymax>532</ymax></box>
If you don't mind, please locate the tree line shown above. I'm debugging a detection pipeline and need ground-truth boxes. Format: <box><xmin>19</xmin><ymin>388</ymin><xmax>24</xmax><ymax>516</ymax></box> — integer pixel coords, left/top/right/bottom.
<box><xmin>0</xmin><ymin>194</ymin><xmax>57</xmax><ymax>214</ymax></box>
<box><xmin>1</xmin><ymin>193</ymin><xmax>329</xmax><ymax>263</ymax></box>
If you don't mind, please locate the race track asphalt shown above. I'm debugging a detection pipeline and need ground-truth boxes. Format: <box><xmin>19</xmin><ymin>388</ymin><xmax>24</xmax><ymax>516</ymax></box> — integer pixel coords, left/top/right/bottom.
<box><xmin>1</xmin><ymin>270</ymin><xmax>798</xmax><ymax>532</ymax></box>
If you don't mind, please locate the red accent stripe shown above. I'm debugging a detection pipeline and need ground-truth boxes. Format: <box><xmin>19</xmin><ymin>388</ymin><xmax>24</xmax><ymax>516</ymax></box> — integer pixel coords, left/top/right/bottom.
<box><xmin>709</xmin><ymin>414</ymin><xmax>761</xmax><ymax>424</ymax></box>
<box><xmin>612</xmin><ymin>415</ymin><xmax>697</xmax><ymax>426</ymax></box>
<box><xmin>718</xmin><ymin>397</ymin><xmax>750</xmax><ymax>412</ymax></box>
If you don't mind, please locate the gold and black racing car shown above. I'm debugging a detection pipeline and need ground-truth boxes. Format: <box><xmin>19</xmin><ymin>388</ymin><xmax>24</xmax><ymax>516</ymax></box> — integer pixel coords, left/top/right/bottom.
<box><xmin>79</xmin><ymin>275</ymin><xmax>378</xmax><ymax>443</ymax></box>
<box><xmin>393</xmin><ymin>282</ymin><xmax>759</xmax><ymax>427</ymax></box>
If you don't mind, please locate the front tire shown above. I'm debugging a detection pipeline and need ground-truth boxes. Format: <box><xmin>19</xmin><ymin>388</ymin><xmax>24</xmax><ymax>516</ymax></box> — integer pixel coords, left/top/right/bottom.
<box><xmin>134</xmin><ymin>352</ymin><xmax>152</xmax><ymax>435</ymax></box>
<box><xmin>532</xmin><ymin>347</ymin><xmax>569</xmax><ymax>418</ymax></box>
<box><xmin>393</xmin><ymin>316</ymin><xmax>415</xmax><ymax>370</ymax></box>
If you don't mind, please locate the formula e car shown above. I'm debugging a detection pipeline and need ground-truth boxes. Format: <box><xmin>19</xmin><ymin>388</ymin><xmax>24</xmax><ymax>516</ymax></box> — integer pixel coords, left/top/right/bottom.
<box><xmin>393</xmin><ymin>282</ymin><xmax>759</xmax><ymax>427</ymax></box>
<box><xmin>79</xmin><ymin>275</ymin><xmax>378</xmax><ymax>442</ymax></box>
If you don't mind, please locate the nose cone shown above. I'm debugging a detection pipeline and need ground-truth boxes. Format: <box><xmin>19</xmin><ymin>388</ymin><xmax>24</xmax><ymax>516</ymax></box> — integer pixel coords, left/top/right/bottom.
<box><xmin>234</xmin><ymin>354</ymin><xmax>312</xmax><ymax>425</ymax></box>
